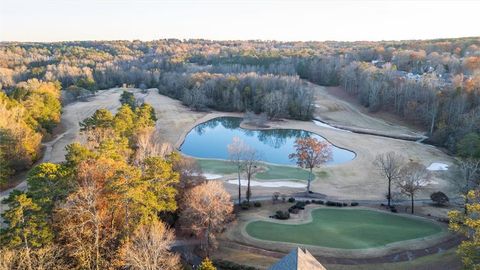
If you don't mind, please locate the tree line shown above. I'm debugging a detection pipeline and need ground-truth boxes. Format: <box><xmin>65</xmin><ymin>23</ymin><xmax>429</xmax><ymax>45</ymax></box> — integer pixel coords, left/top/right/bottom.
<box><xmin>0</xmin><ymin>79</ymin><xmax>62</xmax><ymax>187</ymax></box>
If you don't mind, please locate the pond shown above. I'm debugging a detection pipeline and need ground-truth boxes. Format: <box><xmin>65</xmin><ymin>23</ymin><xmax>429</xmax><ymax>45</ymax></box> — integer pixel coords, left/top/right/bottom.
<box><xmin>180</xmin><ymin>117</ymin><xmax>355</xmax><ymax>165</ymax></box>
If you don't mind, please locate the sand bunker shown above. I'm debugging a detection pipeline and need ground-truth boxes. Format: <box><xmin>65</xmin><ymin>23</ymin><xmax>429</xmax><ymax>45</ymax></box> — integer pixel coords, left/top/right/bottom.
<box><xmin>313</xmin><ymin>120</ymin><xmax>351</xmax><ymax>133</ymax></box>
<box><xmin>227</xmin><ymin>179</ymin><xmax>306</xmax><ymax>188</ymax></box>
<box><xmin>203</xmin><ymin>173</ymin><xmax>223</xmax><ymax>179</ymax></box>
<box><xmin>427</xmin><ymin>163</ymin><xmax>449</xmax><ymax>171</ymax></box>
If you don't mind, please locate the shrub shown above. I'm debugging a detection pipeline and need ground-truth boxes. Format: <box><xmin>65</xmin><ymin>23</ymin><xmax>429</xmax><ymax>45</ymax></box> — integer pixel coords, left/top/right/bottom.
<box><xmin>305</xmin><ymin>200</ymin><xmax>311</xmax><ymax>204</ymax></box>
<box><xmin>430</xmin><ymin>191</ymin><xmax>449</xmax><ymax>206</ymax></box>
<box><xmin>314</xmin><ymin>200</ymin><xmax>324</xmax><ymax>205</ymax></box>
<box><xmin>254</xmin><ymin>201</ymin><xmax>261</xmax><ymax>207</ymax></box>
<box><xmin>241</xmin><ymin>200</ymin><xmax>250</xmax><ymax>210</ymax></box>
<box><xmin>351</xmin><ymin>202</ymin><xmax>359</xmax><ymax>206</ymax></box>
<box><xmin>288</xmin><ymin>207</ymin><xmax>299</xmax><ymax>214</ymax></box>
<box><xmin>288</xmin><ymin>197</ymin><xmax>295</xmax><ymax>203</ymax></box>
<box><xmin>326</xmin><ymin>201</ymin><xmax>336</xmax><ymax>206</ymax></box>
<box><xmin>213</xmin><ymin>259</ymin><xmax>259</xmax><ymax>270</ymax></box>
<box><xmin>275</xmin><ymin>210</ymin><xmax>290</xmax><ymax>220</ymax></box>
<box><xmin>295</xmin><ymin>201</ymin><xmax>306</xmax><ymax>209</ymax></box>
<box><xmin>342</xmin><ymin>202</ymin><xmax>348</xmax><ymax>207</ymax></box>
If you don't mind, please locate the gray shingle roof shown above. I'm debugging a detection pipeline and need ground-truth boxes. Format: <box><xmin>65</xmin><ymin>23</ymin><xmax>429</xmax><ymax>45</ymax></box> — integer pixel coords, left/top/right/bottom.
<box><xmin>268</xmin><ymin>248</ymin><xmax>327</xmax><ymax>270</ymax></box>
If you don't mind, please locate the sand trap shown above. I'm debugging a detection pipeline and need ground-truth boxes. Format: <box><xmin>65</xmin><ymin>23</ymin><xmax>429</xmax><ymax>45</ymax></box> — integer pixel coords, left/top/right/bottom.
<box><xmin>203</xmin><ymin>173</ymin><xmax>223</xmax><ymax>179</ymax></box>
<box><xmin>313</xmin><ymin>120</ymin><xmax>351</xmax><ymax>133</ymax></box>
<box><xmin>227</xmin><ymin>179</ymin><xmax>306</xmax><ymax>188</ymax></box>
<box><xmin>427</xmin><ymin>163</ymin><xmax>449</xmax><ymax>171</ymax></box>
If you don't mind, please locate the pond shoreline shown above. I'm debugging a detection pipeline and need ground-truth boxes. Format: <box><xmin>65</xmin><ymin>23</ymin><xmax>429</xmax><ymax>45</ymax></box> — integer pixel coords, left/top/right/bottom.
<box><xmin>177</xmin><ymin>115</ymin><xmax>357</xmax><ymax>166</ymax></box>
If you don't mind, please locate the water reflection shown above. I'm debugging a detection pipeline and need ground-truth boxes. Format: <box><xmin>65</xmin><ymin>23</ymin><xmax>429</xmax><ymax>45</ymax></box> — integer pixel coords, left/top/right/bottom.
<box><xmin>181</xmin><ymin>117</ymin><xmax>355</xmax><ymax>165</ymax></box>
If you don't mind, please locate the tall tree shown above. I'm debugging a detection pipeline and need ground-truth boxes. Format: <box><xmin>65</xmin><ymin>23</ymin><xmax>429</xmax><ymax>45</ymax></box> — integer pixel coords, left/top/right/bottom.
<box><xmin>26</xmin><ymin>163</ymin><xmax>72</xmax><ymax>214</ymax></box>
<box><xmin>120</xmin><ymin>91</ymin><xmax>136</xmax><ymax>110</ymax></box>
<box><xmin>373</xmin><ymin>152</ymin><xmax>405</xmax><ymax>207</ymax></box>
<box><xmin>180</xmin><ymin>181</ymin><xmax>233</xmax><ymax>255</ymax></box>
<box><xmin>289</xmin><ymin>137</ymin><xmax>332</xmax><ymax>194</ymax></box>
<box><xmin>242</xmin><ymin>146</ymin><xmax>261</xmax><ymax>204</ymax></box>
<box><xmin>121</xmin><ymin>219</ymin><xmax>180</xmax><ymax>270</ymax></box>
<box><xmin>228</xmin><ymin>137</ymin><xmax>246</xmax><ymax>204</ymax></box>
<box><xmin>1</xmin><ymin>193</ymin><xmax>53</xmax><ymax>270</ymax></box>
<box><xmin>397</xmin><ymin>161</ymin><xmax>431</xmax><ymax>214</ymax></box>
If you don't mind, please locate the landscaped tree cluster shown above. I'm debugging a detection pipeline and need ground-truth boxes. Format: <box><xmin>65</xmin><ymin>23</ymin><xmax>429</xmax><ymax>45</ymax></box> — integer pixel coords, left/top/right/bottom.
<box><xmin>0</xmin><ymin>94</ymin><xmax>220</xmax><ymax>269</ymax></box>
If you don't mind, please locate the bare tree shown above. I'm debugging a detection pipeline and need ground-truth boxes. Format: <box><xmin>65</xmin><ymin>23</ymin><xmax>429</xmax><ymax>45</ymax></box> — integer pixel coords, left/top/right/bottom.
<box><xmin>242</xmin><ymin>146</ymin><xmax>261</xmax><ymax>204</ymax></box>
<box><xmin>373</xmin><ymin>152</ymin><xmax>405</xmax><ymax>207</ymax></box>
<box><xmin>397</xmin><ymin>161</ymin><xmax>431</xmax><ymax>214</ymax></box>
<box><xmin>289</xmin><ymin>138</ymin><xmax>332</xmax><ymax>194</ymax></box>
<box><xmin>122</xmin><ymin>220</ymin><xmax>180</xmax><ymax>270</ymax></box>
<box><xmin>456</xmin><ymin>158</ymin><xmax>480</xmax><ymax>214</ymax></box>
<box><xmin>180</xmin><ymin>181</ymin><xmax>233</xmax><ymax>255</ymax></box>
<box><xmin>134</xmin><ymin>127</ymin><xmax>173</xmax><ymax>163</ymax></box>
<box><xmin>228</xmin><ymin>137</ymin><xmax>246</xmax><ymax>204</ymax></box>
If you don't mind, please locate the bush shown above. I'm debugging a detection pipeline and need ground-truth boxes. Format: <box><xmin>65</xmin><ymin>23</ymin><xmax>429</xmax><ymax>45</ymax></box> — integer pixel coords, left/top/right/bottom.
<box><xmin>326</xmin><ymin>201</ymin><xmax>335</xmax><ymax>206</ymax></box>
<box><xmin>305</xmin><ymin>200</ymin><xmax>311</xmax><ymax>204</ymax></box>
<box><xmin>351</xmin><ymin>202</ymin><xmax>359</xmax><ymax>206</ymax></box>
<box><xmin>254</xmin><ymin>201</ymin><xmax>261</xmax><ymax>207</ymax></box>
<box><xmin>342</xmin><ymin>202</ymin><xmax>348</xmax><ymax>207</ymax></box>
<box><xmin>313</xmin><ymin>200</ymin><xmax>324</xmax><ymax>205</ymax></box>
<box><xmin>241</xmin><ymin>200</ymin><xmax>250</xmax><ymax>210</ymax></box>
<box><xmin>288</xmin><ymin>197</ymin><xmax>295</xmax><ymax>203</ymax></box>
<box><xmin>430</xmin><ymin>191</ymin><xmax>449</xmax><ymax>206</ymax></box>
<box><xmin>213</xmin><ymin>259</ymin><xmax>259</xmax><ymax>270</ymax></box>
<box><xmin>326</xmin><ymin>201</ymin><xmax>343</xmax><ymax>207</ymax></box>
<box><xmin>288</xmin><ymin>207</ymin><xmax>300</xmax><ymax>214</ymax></box>
<box><xmin>295</xmin><ymin>201</ymin><xmax>306</xmax><ymax>209</ymax></box>
<box><xmin>275</xmin><ymin>210</ymin><xmax>290</xmax><ymax>220</ymax></box>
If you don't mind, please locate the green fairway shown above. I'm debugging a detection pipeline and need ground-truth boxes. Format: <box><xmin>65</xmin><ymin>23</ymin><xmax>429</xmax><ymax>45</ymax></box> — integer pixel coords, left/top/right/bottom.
<box><xmin>196</xmin><ymin>158</ymin><xmax>316</xmax><ymax>180</ymax></box>
<box><xmin>246</xmin><ymin>208</ymin><xmax>443</xmax><ymax>249</ymax></box>
<box><xmin>255</xmin><ymin>165</ymin><xmax>312</xmax><ymax>180</ymax></box>
<box><xmin>196</xmin><ymin>159</ymin><xmax>238</xmax><ymax>174</ymax></box>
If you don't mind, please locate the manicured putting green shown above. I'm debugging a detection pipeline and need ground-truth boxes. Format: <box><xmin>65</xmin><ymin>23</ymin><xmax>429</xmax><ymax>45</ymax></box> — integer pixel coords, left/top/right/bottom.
<box><xmin>246</xmin><ymin>208</ymin><xmax>443</xmax><ymax>249</ymax></box>
<box><xmin>196</xmin><ymin>158</ymin><xmax>313</xmax><ymax>180</ymax></box>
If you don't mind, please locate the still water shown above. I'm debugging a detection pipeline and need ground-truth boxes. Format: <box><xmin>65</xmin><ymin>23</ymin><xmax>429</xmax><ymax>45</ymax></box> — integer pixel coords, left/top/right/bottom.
<box><xmin>180</xmin><ymin>117</ymin><xmax>355</xmax><ymax>165</ymax></box>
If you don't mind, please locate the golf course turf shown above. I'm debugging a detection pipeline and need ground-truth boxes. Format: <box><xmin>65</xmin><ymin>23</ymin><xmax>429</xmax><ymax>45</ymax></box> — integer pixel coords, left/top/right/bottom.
<box><xmin>246</xmin><ymin>208</ymin><xmax>443</xmax><ymax>249</ymax></box>
<box><xmin>196</xmin><ymin>158</ymin><xmax>313</xmax><ymax>180</ymax></box>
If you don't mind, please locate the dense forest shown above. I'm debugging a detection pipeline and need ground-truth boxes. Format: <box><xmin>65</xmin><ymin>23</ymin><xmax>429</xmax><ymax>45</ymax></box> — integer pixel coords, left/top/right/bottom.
<box><xmin>1</xmin><ymin>38</ymin><xmax>480</xmax><ymax>185</ymax></box>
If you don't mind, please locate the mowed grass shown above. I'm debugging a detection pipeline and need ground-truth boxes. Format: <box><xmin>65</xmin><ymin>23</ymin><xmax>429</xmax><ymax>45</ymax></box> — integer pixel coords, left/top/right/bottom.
<box><xmin>196</xmin><ymin>158</ymin><xmax>317</xmax><ymax>180</ymax></box>
<box><xmin>246</xmin><ymin>208</ymin><xmax>443</xmax><ymax>249</ymax></box>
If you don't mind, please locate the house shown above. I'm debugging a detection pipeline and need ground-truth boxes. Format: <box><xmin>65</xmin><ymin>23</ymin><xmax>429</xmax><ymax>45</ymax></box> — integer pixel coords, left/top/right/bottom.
<box><xmin>268</xmin><ymin>248</ymin><xmax>327</xmax><ymax>270</ymax></box>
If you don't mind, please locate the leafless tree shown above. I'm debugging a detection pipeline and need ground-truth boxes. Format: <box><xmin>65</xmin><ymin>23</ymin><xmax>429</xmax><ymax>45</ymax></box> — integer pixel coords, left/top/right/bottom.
<box><xmin>134</xmin><ymin>127</ymin><xmax>173</xmax><ymax>163</ymax></box>
<box><xmin>180</xmin><ymin>181</ymin><xmax>233</xmax><ymax>255</ymax></box>
<box><xmin>373</xmin><ymin>152</ymin><xmax>405</xmax><ymax>207</ymax></box>
<box><xmin>122</xmin><ymin>220</ymin><xmax>180</xmax><ymax>270</ymax></box>
<box><xmin>228</xmin><ymin>136</ymin><xmax>246</xmax><ymax>204</ymax></box>
<box><xmin>242</xmin><ymin>146</ymin><xmax>261</xmax><ymax>204</ymax></box>
<box><xmin>397</xmin><ymin>161</ymin><xmax>431</xmax><ymax>214</ymax></box>
<box><xmin>455</xmin><ymin>158</ymin><xmax>480</xmax><ymax>214</ymax></box>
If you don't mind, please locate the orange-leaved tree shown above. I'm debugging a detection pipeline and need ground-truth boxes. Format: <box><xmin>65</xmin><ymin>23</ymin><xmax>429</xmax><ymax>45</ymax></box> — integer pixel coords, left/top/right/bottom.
<box><xmin>289</xmin><ymin>137</ymin><xmax>332</xmax><ymax>194</ymax></box>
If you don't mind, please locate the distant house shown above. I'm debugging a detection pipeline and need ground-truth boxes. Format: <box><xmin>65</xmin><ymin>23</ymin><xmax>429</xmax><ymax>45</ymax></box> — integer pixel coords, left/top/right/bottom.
<box><xmin>268</xmin><ymin>248</ymin><xmax>327</xmax><ymax>270</ymax></box>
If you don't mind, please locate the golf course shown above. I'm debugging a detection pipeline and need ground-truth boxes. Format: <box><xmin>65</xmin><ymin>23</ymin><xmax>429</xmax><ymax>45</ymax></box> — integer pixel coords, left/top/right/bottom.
<box><xmin>246</xmin><ymin>208</ymin><xmax>444</xmax><ymax>249</ymax></box>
